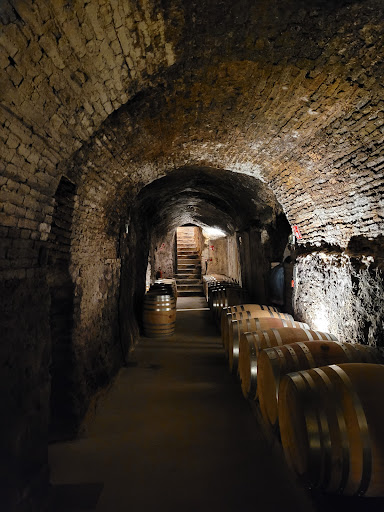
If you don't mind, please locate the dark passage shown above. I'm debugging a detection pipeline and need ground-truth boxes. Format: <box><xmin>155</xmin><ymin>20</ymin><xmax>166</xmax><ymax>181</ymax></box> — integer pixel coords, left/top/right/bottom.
<box><xmin>49</xmin><ymin>297</ymin><xmax>314</xmax><ymax>512</ymax></box>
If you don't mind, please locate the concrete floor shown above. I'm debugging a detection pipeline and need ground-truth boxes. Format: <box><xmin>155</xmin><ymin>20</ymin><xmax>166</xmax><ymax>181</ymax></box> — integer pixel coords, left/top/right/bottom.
<box><xmin>49</xmin><ymin>296</ymin><xmax>316</xmax><ymax>512</ymax></box>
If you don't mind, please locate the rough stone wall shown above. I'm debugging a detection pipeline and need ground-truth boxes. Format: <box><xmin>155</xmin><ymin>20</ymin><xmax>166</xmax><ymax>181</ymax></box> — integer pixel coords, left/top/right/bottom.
<box><xmin>2</xmin><ymin>1</ymin><xmax>384</xmax><ymax>256</ymax></box>
<box><xmin>68</xmin><ymin>184</ymin><xmax>123</xmax><ymax>431</ymax></box>
<box><xmin>0</xmin><ymin>273</ymin><xmax>50</xmax><ymax>511</ymax></box>
<box><xmin>47</xmin><ymin>177</ymin><xmax>76</xmax><ymax>440</ymax></box>
<box><xmin>58</xmin><ymin>0</ymin><xmax>384</xmax><ymax>250</ymax></box>
<box><xmin>119</xmin><ymin>209</ymin><xmax>150</xmax><ymax>352</ymax></box>
<box><xmin>151</xmin><ymin>230</ymin><xmax>176</xmax><ymax>280</ymax></box>
<box><xmin>294</xmin><ymin>252</ymin><xmax>384</xmax><ymax>347</ymax></box>
<box><xmin>226</xmin><ymin>235</ymin><xmax>241</xmax><ymax>284</ymax></box>
<box><xmin>204</xmin><ymin>237</ymin><xmax>227</xmax><ymax>276</ymax></box>
<box><xmin>202</xmin><ymin>233</ymin><xmax>240</xmax><ymax>282</ymax></box>
<box><xmin>0</xmin><ymin>0</ymin><xmax>179</xmax><ymax>161</ymax></box>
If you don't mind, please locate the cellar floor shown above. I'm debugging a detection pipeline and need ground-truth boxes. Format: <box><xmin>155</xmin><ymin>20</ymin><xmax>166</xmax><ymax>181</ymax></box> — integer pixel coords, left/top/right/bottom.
<box><xmin>48</xmin><ymin>296</ymin><xmax>315</xmax><ymax>512</ymax></box>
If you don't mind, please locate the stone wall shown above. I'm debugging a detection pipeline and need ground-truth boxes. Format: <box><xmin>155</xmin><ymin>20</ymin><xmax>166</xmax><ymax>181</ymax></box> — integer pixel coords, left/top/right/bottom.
<box><xmin>151</xmin><ymin>230</ymin><xmax>176</xmax><ymax>281</ymax></box>
<box><xmin>294</xmin><ymin>251</ymin><xmax>384</xmax><ymax>347</ymax></box>
<box><xmin>0</xmin><ymin>273</ymin><xmax>50</xmax><ymax>511</ymax></box>
<box><xmin>203</xmin><ymin>236</ymin><xmax>227</xmax><ymax>277</ymax></box>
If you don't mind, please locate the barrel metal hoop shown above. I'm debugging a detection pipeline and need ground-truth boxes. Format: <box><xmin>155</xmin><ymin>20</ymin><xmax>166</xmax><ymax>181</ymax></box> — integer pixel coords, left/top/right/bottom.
<box><xmin>304</xmin><ymin>329</ymin><xmax>314</xmax><ymax>341</ymax></box>
<box><xmin>232</xmin><ymin>322</ymin><xmax>242</xmax><ymax>371</ymax></box>
<box><xmin>272</xmin><ymin>328</ymin><xmax>283</xmax><ymax>346</ymax></box>
<box><xmin>289</xmin><ymin>371</ymin><xmax>322</xmax><ymax>488</ymax></box>
<box><xmin>255</xmin><ymin>318</ymin><xmax>261</xmax><ymax>330</ymax></box>
<box><xmin>297</xmin><ymin>370</ymin><xmax>325</xmax><ymax>488</ymax></box>
<box><xmin>329</xmin><ymin>365</ymin><xmax>372</xmax><ymax>497</ymax></box>
<box><xmin>263</xmin><ymin>330</ymin><xmax>272</xmax><ymax>348</ymax></box>
<box><xmin>272</xmin><ymin>347</ymin><xmax>285</xmax><ymax>400</ymax></box>
<box><xmin>145</xmin><ymin>321</ymin><xmax>176</xmax><ymax>326</ymax></box>
<box><xmin>286</xmin><ymin>344</ymin><xmax>300</xmax><ymax>367</ymax></box>
<box><xmin>144</xmin><ymin>307</ymin><xmax>174</xmax><ymax>312</ymax></box>
<box><xmin>336</xmin><ymin>342</ymin><xmax>354</xmax><ymax>362</ymax></box>
<box><xmin>249</xmin><ymin>334</ymin><xmax>259</xmax><ymax>399</ymax></box>
<box><xmin>311</xmin><ymin>367</ymin><xmax>342</xmax><ymax>493</ymax></box>
<box><xmin>296</xmin><ymin>342</ymin><xmax>317</xmax><ymax>369</ymax></box>
<box><xmin>232</xmin><ymin>320</ymin><xmax>240</xmax><ymax>358</ymax></box>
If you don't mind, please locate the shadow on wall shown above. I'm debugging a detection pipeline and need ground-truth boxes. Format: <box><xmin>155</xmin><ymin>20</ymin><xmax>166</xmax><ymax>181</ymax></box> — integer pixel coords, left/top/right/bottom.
<box><xmin>47</xmin><ymin>177</ymin><xmax>77</xmax><ymax>442</ymax></box>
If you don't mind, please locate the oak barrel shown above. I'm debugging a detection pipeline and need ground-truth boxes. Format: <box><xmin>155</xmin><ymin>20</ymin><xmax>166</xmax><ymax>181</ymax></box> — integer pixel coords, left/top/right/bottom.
<box><xmin>278</xmin><ymin>363</ymin><xmax>384</xmax><ymax>496</ymax></box>
<box><xmin>223</xmin><ymin>308</ymin><xmax>294</xmax><ymax>353</ymax></box>
<box><xmin>258</xmin><ymin>341</ymin><xmax>384</xmax><ymax>430</ymax></box>
<box><xmin>238</xmin><ymin>328</ymin><xmax>337</xmax><ymax>399</ymax></box>
<box><xmin>228</xmin><ymin>316</ymin><xmax>310</xmax><ymax>374</ymax></box>
<box><xmin>154</xmin><ymin>278</ymin><xmax>177</xmax><ymax>299</ymax></box>
<box><xmin>221</xmin><ymin>304</ymin><xmax>280</xmax><ymax>349</ymax></box>
<box><xmin>143</xmin><ymin>292</ymin><xmax>176</xmax><ymax>337</ymax></box>
<box><xmin>214</xmin><ymin>287</ymin><xmax>248</xmax><ymax>326</ymax></box>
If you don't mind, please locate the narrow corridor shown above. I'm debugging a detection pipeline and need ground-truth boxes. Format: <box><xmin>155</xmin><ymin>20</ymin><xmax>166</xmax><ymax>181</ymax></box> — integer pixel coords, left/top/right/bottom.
<box><xmin>49</xmin><ymin>297</ymin><xmax>314</xmax><ymax>512</ymax></box>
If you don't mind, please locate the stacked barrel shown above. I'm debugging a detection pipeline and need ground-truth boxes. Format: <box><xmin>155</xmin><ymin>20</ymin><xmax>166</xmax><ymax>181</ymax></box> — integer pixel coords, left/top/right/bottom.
<box><xmin>207</xmin><ymin>277</ymin><xmax>384</xmax><ymax>497</ymax></box>
<box><xmin>142</xmin><ymin>280</ymin><xmax>177</xmax><ymax>337</ymax></box>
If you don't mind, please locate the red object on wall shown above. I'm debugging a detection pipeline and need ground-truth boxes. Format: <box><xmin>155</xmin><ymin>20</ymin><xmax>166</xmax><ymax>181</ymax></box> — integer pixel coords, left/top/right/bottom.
<box><xmin>293</xmin><ymin>225</ymin><xmax>302</xmax><ymax>239</ymax></box>
<box><xmin>291</xmin><ymin>280</ymin><xmax>295</xmax><ymax>288</ymax></box>
<box><xmin>210</xmin><ymin>245</ymin><xmax>214</xmax><ymax>250</ymax></box>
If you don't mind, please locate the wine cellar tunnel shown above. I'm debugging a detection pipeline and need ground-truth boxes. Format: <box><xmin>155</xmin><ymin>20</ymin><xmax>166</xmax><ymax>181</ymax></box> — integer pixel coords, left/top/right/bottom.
<box><xmin>1</xmin><ymin>0</ymin><xmax>384</xmax><ymax>510</ymax></box>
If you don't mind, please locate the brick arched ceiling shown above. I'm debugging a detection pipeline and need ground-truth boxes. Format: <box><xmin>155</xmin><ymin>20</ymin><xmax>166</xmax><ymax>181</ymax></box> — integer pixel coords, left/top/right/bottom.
<box><xmin>2</xmin><ymin>0</ymin><xmax>384</xmax><ymax>249</ymax></box>
<box><xmin>134</xmin><ymin>167</ymin><xmax>282</xmax><ymax>236</ymax></box>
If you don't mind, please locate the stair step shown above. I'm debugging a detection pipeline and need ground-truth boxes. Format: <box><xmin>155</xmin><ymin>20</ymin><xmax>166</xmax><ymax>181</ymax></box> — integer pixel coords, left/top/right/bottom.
<box><xmin>177</xmin><ymin>284</ymin><xmax>204</xmax><ymax>291</ymax></box>
<box><xmin>177</xmin><ymin>285</ymin><xmax>205</xmax><ymax>297</ymax></box>
<box><xmin>177</xmin><ymin>253</ymin><xmax>199</xmax><ymax>257</ymax></box>
<box><xmin>176</xmin><ymin>279</ymin><xmax>201</xmax><ymax>285</ymax></box>
<box><xmin>177</xmin><ymin>258</ymin><xmax>200</xmax><ymax>265</ymax></box>
<box><xmin>178</xmin><ymin>291</ymin><xmax>205</xmax><ymax>297</ymax></box>
<box><xmin>176</xmin><ymin>273</ymin><xmax>201</xmax><ymax>279</ymax></box>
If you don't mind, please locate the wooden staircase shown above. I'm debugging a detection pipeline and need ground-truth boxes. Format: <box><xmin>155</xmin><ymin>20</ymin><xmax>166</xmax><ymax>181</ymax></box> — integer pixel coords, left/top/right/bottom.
<box><xmin>176</xmin><ymin>228</ymin><xmax>204</xmax><ymax>297</ymax></box>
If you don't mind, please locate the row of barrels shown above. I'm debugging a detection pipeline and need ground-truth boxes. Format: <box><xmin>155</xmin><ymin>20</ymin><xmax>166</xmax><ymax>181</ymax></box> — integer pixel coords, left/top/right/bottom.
<box><xmin>206</xmin><ymin>280</ymin><xmax>384</xmax><ymax>497</ymax></box>
<box><xmin>142</xmin><ymin>279</ymin><xmax>177</xmax><ymax>337</ymax></box>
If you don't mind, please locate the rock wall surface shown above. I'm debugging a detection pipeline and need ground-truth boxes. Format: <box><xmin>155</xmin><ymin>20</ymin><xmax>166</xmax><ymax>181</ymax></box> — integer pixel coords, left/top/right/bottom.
<box><xmin>294</xmin><ymin>251</ymin><xmax>384</xmax><ymax>347</ymax></box>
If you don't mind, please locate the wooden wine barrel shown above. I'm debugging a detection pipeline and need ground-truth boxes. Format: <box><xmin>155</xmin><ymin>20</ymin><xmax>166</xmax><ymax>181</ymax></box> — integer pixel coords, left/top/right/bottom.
<box><xmin>228</xmin><ymin>316</ymin><xmax>310</xmax><ymax>374</ymax></box>
<box><xmin>214</xmin><ymin>287</ymin><xmax>247</xmax><ymax>327</ymax></box>
<box><xmin>208</xmin><ymin>285</ymin><xmax>227</xmax><ymax>312</ymax></box>
<box><xmin>211</xmin><ymin>284</ymin><xmax>241</xmax><ymax>309</ymax></box>
<box><xmin>149</xmin><ymin>283</ymin><xmax>174</xmax><ymax>297</ymax></box>
<box><xmin>220</xmin><ymin>304</ymin><xmax>280</xmax><ymax>347</ymax></box>
<box><xmin>278</xmin><ymin>363</ymin><xmax>384</xmax><ymax>496</ymax></box>
<box><xmin>143</xmin><ymin>293</ymin><xmax>176</xmax><ymax>337</ymax></box>
<box><xmin>238</xmin><ymin>328</ymin><xmax>337</xmax><ymax>399</ymax></box>
<box><xmin>222</xmin><ymin>307</ymin><xmax>292</xmax><ymax>352</ymax></box>
<box><xmin>154</xmin><ymin>278</ymin><xmax>178</xmax><ymax>299</ymax></box>
<box><xmin>258</xmin><ymin>341</ymin><xmax>384</xmax><ymax>430</ymax></box>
